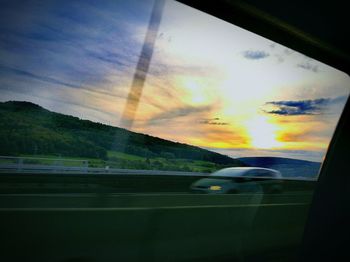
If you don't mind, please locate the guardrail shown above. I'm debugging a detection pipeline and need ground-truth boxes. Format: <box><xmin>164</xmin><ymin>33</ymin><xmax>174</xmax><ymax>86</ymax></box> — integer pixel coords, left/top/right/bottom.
<box><xmin>0</xmin><ymin>164</ymin><xmax>207</xmax><ymax>176</ymax></box>
<box><xmin>0</xmin><ymin>156</ymin><xmax>207</xmax><ymax>176</ymax></box>
<box><xmin>0</xmin><ymin>156</ymin><xmax>317</xmax><ymax>180</ymax></box>
<box><xmin>0</xmin><ymin>156</ymin><xmax>89</xmax><ymax>172</ymax></box>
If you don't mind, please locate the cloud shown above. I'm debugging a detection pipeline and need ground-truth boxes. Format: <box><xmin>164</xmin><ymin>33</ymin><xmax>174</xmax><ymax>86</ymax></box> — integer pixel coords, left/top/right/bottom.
<box><xmin>0</xmin><ymin>64</ymin><xmax>128</xmax><ymax>101</ymax></box>
<box><xmin>86</xmin><ymin>50</ymin><xmax>132</xmax><ymax>68</ymax></box>
<box><xmin>274</xmin><ymin>54</ymin><xmax>285</xmax><ymax>63</ymax></box>
<box><xmin>147</xmin><ymin>105</ymin><xmax>212</xmax><ymax>125</ymax></box>
<box><xmin>283</xmin><ymin>48</ymin><xmax>293</xmax><ymax>55</ymax></box>
<box><xmin>297</xmin><ymin>62</ymin><xmax>319</xmax><ymax>72</ymax></box>
<box><xmin>0</xmin><ymin>0</ymin><xmax>148</xmax><ymax>90</ymax></box>
<box><xmin>243</xmin><ymin>50</ymin><xmax>269</xmax><ymax>60</ymax></box>
<box><xmin>264</xmin><ymin>96</ymin><xmax>347</xmax><ymax>116</ymax></box>
<box><xmin>199</xmin><ymin>118</ymin><xmax>229</xmax><ymax>125</ymax></box>
<box><xmin>0</xmin><ymin>65</ymin><xmax>81</xmax><ymax>89</ymax></box>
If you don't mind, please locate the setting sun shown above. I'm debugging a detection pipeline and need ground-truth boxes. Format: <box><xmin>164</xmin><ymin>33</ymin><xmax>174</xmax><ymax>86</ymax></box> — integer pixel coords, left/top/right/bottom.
<box><xmin>246</xmin><ymin>116</ymin><xmax>281</xmax><ymax>149</ymax></box>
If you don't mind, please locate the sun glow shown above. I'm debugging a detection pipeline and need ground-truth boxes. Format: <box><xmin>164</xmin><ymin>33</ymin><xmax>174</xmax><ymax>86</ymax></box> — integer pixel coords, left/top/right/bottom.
<box><xmin>182</xmin><ymin>78</ymin><xmax>208</xmax><ymax>105</ymax></box>
<box><xmin>246</xmin><ymin>115</ymin><xmax>282</xmax><ymax>149</ymax></box>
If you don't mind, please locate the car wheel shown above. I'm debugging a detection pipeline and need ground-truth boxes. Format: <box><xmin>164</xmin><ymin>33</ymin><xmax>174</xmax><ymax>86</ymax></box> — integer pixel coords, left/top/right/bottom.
<box><xmin>227</xmin><ymin>189</ymin><xmax>239</xmax><ymax>194</ymax></box>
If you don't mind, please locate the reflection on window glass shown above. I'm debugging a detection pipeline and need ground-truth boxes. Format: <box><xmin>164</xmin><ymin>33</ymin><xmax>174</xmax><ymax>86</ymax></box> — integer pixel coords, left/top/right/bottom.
<box><xmin>0</xmin><ymin>0</ymin><xmax>349</xmax><ymax>180</ymax></box>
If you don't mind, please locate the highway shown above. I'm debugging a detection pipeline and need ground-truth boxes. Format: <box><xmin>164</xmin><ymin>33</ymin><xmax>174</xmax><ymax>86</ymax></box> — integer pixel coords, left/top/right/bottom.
<box><xmin>0</xmin><ymin>161</ymin><xmax>315</xmax><ymax>261</ymax></box>
<box><xmin>0</xmin><ymin>190</ymin><xmax>314</xmax><ymax>262</ymax></box>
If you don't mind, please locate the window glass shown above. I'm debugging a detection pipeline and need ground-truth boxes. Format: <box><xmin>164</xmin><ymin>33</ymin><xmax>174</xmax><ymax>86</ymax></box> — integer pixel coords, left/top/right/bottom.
<box><xmin>0</xmin><ymin>0</ymin><xmax>349</xmax><ymax>180</ymax></box>
<box><xmin>211</xmin><ymin>168</ymin><xmax>247</xmax><ymax>177</ymax></box>
<box><xmin>259</xmin><ymin>170</ymin><xmax>273</xmax><ymax>177</ymax></box>
<box><xmin>246</xmin><ymin>169</ymin><xmax>267</xmax><ymax>177</ymax></box>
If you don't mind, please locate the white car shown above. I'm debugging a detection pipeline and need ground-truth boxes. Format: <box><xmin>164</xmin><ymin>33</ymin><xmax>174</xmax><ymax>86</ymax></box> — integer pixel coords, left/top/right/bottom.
<box><xmin>191</xmin><ymin>167</ymin><xmax>283</xmax><ymax>194</ymax></box>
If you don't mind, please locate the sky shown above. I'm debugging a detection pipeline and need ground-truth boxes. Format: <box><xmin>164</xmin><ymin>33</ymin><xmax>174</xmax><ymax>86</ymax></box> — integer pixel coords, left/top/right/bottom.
<box><xmin>0</xmin><ymin>0</ymin><xmax>349</xmax><ymax>162</ymax></box>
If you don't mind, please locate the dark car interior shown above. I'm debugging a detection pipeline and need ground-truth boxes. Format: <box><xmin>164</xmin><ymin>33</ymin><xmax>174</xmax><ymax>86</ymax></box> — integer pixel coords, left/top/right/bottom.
<box><xmin>0</xmin><ymin>0</ymin><xmax>349</xmax><ymax>261</ymax></box>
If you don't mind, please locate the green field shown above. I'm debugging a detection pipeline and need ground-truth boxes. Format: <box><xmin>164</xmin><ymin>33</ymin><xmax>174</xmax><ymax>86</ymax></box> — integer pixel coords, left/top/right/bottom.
<box><xmin>0</xmin><ymin>151</ymin><xmax>232</xmax><ymax>173</ymax></box>
<box><xmin>107</xmin><ymin>151</ymin><xmax>224</xmax><ymax>172</ymax></box>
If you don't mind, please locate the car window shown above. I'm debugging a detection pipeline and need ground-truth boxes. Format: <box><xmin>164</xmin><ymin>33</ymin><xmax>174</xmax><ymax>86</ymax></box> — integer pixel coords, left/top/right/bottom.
<box><xmin>259</xmin><ymin>170</ymin><xmax>274</xmax><ymax>177</ymax></box>
<box><xmin>0</xmin><ymin>1</ymin><xmax>349</xmax><ymax>261</ymax></box>
<box><xmin>210</xmin><ymin>168</ymin><xmax>246</xmax><ymax>177</ymax></box>
<box><xmin>246</xmin><ymin>169</ymin><xmax>270</xmax><ymax>177</ymax></box>
<box><xmin>0</xmin><ymin>0</ymin><xmax>348</xmax><ymax>180</ymax></box>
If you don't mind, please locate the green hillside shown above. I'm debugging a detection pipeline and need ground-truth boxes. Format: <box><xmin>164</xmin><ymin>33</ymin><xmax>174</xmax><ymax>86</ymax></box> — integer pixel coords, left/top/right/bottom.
<box><xmin>0</xmin><ymin>101</ymin><xmax>244</xmax><ymax>172</ymax></box>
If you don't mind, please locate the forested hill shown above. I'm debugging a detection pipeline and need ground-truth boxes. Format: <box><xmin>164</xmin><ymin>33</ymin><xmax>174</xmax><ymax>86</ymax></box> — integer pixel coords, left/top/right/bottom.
<box><xmin>0</xmin><ymin>101</ymin><xmax>243</xmax><ymax>166</ymax></box>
